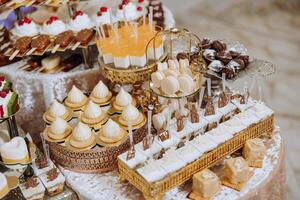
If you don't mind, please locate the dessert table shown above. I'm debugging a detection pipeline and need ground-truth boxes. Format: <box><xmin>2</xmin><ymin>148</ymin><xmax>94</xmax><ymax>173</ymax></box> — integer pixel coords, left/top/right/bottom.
<box><xmin>59</xmin><ymin>127</ymin><xmax>286</xmax><ymax>200</ymax></box>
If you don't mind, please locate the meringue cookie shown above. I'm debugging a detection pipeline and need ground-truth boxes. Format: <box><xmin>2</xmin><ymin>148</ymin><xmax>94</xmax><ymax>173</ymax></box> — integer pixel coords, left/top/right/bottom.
<box><xmin>161</xmin><ymin>76</ymin><xmax>180</xmax><ymax>95</ymax></box>
<box><xmin>116</xmin><ymin>88</ymin><xmax>132</xmax><ymax>107</ymax></box>
<box><xmin>84</xmin><ymin>101</ymin><xmax>102</xmax><ymax>118</ymax></box>
<box><xmin>168</xmin><ymin>59</ymin><xmax>179</xmax><ymax>71</ymax></box>
<box><xmin>67</xmin><ymin>85</ymin><xmax>85</xmax><ymax>104</ymax></box>
<box><xmin>49</xmin><ymin>100</ymin><xmax>66</xmax><ymax>117</ymax></box>
<box><xmin>151</xmin><ymin>71</ymin><xmax>165</xmax><ymax>88</ymax></box>
<box><xmin>152</xmin><ymin>113</ymin><xmax>166</xmax><ymax>130</ymax></box>
<box><xmin>103</xmin><ymin>119</ymin><xmax>121</xmax><ymax>138</ymax></box>
<box><xmin>178</xmin><ymin>74</ymin><xmax>195</xmax><ymax>94</ymax></box>
<box><xmin>157</xmin><ymin>62</ymin><xmax>168</xmax><ymax>71</ymax></box>
<box><xmin>50</xmin><ymin>117</ymin><xmax>68</xmax><ymax>135</ymax></box>
<box><xmin>122</xmin><ymin>104</ymin><xmax>139</xmax><ymax>122</ymax></box>
<box><xmin>92</xmin><ymin>81</ymin><xmax>109</xmax><ymax>99</ymax></box>
<box><xmin>72</xmin><ymin>122</ymin><xmax>92</xmax><ymax>141</ymax></box>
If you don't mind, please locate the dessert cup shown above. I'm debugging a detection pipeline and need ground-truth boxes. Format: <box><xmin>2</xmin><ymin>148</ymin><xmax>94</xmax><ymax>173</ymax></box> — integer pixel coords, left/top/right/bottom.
<box><xmin>39</xmin><ymin>168</ymin><xmax>65</xmax><ymax>196</ymax></box>
<box><xmin>20</xmin><ymin>177</ymin><xmax>45</xmax><ymax>200</ymax></box>
<box><xmin>0</xmin><ymin>173</ymin><xmax>9</xmax><ymax>199</ymax></box>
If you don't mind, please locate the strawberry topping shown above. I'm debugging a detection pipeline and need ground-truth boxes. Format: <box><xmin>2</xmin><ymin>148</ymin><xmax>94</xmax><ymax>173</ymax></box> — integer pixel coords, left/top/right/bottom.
<box><xmin>0</xmin><ymin>106</ymin><xmax>3</xmax><ymax>118</ymax></box>
<box><xmin>137</xmin><ymin>6</ymin><xmax>142</xmax><ymax>11</ymax></box>
<box><xmin>72</xmin><ymin>11</ymin><xmax>83</xmax><ymax>20</ymax></box>
<box><xmin>23</xmin><ymin>17</ymin><xmax>31</xmax><ymax>24</ymax></box>
<box><xmin>138</xmin><ymin>0</ymin><xmax>144</xmax><ymax>3</ymax></box>
<box><xmin>118</xmin><ymin>4</ymin><xmax>123</xmax><ymax>10</ymax></box>
<box><xmin>97</xmin><ymin>11</ymin><xmax>102</xmax><ymax>16</ymax></box>
<box><xmin>0</xmin><ymin>76</ymin><xmax>5</xmax><ymax>81</ymax></box>
<box><xmin>100</xmin><ymin>6</ymin><xmax>108</xmax><ymax>12</ymax></box>
<box><xmin>0</xmin><ymin>91</ymin><xmax>7</xmax><ymax>98</ymax></box>
<box><xmin>122</xmin><ymin>0</ymin><xmax>128</xmax><ymax>5</ymax></box>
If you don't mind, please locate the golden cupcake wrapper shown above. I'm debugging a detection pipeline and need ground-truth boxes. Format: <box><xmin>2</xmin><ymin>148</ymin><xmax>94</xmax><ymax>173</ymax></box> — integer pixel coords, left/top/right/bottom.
<box><xmin>43</xmin><ymin>107</ymin><xmax>73</xmax><ymax>123</ymax></box>
<box><xmin>7</xmin><ymin>176</ymin><xmax>19</xmax><ymax>190</ymax></box>
<box><xmin>2</xmin><ymin>153</ymin><xmax>30</xmax><ymax>165</ymax></box>
<box><xmin>118</xmin><ymin>113</ymin><xmax>144</xmax><ymax>127</ymax></box>
<box><xmin>81</xmin><ymin>111</ymin><xmax>108</xmax><ymax>126</ymax></box>
<box><xmin>89</xmin><ymin>92</ymin><xmax>113</xmax><ymax>106</ymax></box>
<box><xmin>64</xmin><ymin>96</ymin><xmax>88</xmax><ymax>110</ymax></box>
<box><xmin>98</xmin><ymin>128</ymin><xmax>127</xmax><ymax>145</ymax></box>
<box><xmin>45</xmin><ymin>125</ymin><xmax>73</xmax><ymax>142</ymax></box>
<box><xmin>114</xmin><ymin>114</ymin><xmax>147</xmax><ymax>130</ymax></box>
<box><xmin>0</xmin><ymin>184</ymin><xmax>9</xmax><ymax>199</ymax></box>
<box><xmin>66</xmin><ymin>134</ymin><xmax>96</xmax><ymax>151</ymax></box>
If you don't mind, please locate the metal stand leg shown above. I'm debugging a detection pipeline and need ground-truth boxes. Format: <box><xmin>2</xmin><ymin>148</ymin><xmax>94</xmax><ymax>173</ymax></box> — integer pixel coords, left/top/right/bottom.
<box><xmin>6</xmin><ymin>116</ymin><xmax>19</xmax><ymax>138</ymax></box>
<box><xmin>82</xmin><ymin>47</ymin><xmax>93</xmax><ymax>69</ymax></box>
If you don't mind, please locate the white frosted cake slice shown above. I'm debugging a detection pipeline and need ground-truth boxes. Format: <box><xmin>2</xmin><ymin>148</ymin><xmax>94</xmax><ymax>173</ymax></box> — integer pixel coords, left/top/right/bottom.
<box><xmin>135</xmin><ymin>138</ymin><xmax>162</xmax><ymax>157</ymax></box>
<box><xmin>206</xmin><ymin>127</ymin><xmax>233</xmax><ymax>145</ymax></box>
<box><xmin>186</xmin><ymin>118</ymin><xmax>209</xmax><ymax>134</ymax></box>
<box><xmin>32</xmin><ymin>157</ymin><xmax>54</xmax><ymax>176</ymax></box>
<box><xmin>248</xmin><ymin>103</ymin><xmax>274</xmax><ymax>120</ymax></box>
<box><xmin>234</xmin><ymin>111</ymin><xmax>260</xmax><ymax>127</ymax></box>
<box><xmin>39</xmin><ymin>168</ymin><xmax>65</xmax><ymax>196</ymax></box>
<box><xmin>175</xmin><ymin>142</ymin><xmax>203</xmax><ymax>164</ymax></box>
<box><xmin>156</xmin><ymin>132</ymin><xmax>180</xmax><ymax>149</ymax></box>
<box><xmin>217</xmin><ymin>102</ymin><xmax>237</xmax><ymax>118</ymax></box>
<box><xmin>137</xmin><ymin>159</ymin><xmax>168</xmax><ymax>183</ymax></box>
<box><xmin>190</xmin><ymin>135</ymin><xmax>218</xmax><ymax>153</ymax></box>
<box><xmin>118</xmin><ymin>150</ymin><xmax>147</xmax><ymax>169</ymax></box>
<box><xmin>157</xmin><ymin>149</ymin><xmax>186</xmax><ymax>173</ymax></box>
<box><xmin>219</xmin><ymin>118</ymin><xmax>246</xmax><ymax>135</ymax></box>
<box><xmin>20</xmin><ymin>177</ymin><xmax>45</xmax><ymax>200</ymax></box>
<box><xmin>169</xmin><ymin>123</ymin><xmax>193</xmax><ymax>139</ymax></box>
<box><xmin>231</xmin><ymin>97</ymin><xmax>256</xmax><ymax>112</ymax></box>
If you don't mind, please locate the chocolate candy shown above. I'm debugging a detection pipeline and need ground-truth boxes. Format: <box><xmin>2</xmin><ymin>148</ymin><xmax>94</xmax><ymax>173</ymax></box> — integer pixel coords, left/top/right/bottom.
<box><xmin>216</xmin><ymin>51</ymin><xmax>232</xmax><ymax>65</ymax></box>
<box><xmin>203</xmin><ymin>49</ymin><xmax>216</xmax><ymax>61</ymax></box>
<box><xmin>201</xmin><ymin>38</ymin><xmax>211</xmax><ymax>49</ymax></box>
<box><xmin>176</xmin><ymin>52</ymin><xmax>189</xmax><ymax>61</ymax></box>
<box><xmin>14</xmin><ymin>36</ymin><xmax>32</xmax><ymax>54</ymax></box>
<box><xmin>211</xmin><ymin>40</ymin><xmax>226</xmax><ymax>52</ymax></box>
<box><xmin>55</xmin><ymin>31</ymin><xmax>74</xmax><ymax>48</ymax></box>
<box><xmin>208</xmin><ymin>60</ymin><xmax>224</xmax><ymax>72</ymax></box>
<box><xmin>31</xmin><ymin>34</ymin><xmax>50</xmax><ymax>52</ymax></box>
<box><xmin>237</xmin><ymin>55</ymin><xmax>249</xmax><ymax>65</ymax></box>
<box><xmin>76</xmin><ymin>29</ymin><xmax>94</xmax><ymax>46</ymax></box>
<box><xmin>61</xmin><ymin>54</ymin><xmax>83</xmax><ymax>72</ymax></box>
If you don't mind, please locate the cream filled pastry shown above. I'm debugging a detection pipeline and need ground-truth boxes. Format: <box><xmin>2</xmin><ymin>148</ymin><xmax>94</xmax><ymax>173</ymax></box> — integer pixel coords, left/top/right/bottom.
<box><xmin>68</xmin><ymin>11</ymin><xmax>93</xmax><ymax>32</ymax></box>
<box><xmin>65</xmin><ymin>85</ymin><xmax>88</xmax><ymax>109</ymax></box>
<box><xmin>178</xmin><ymin>74</ymin><xmax>195</xmax><ymax>94</ymax></box>
<box><xmin>90</xmin><ymin>81</ymin><xmax>112</xmax><ymax>104</ymax></box>
<box><xmin>82</xmin><ymin>101</ymin><xmax>107</xmax><ymax>126</ymax></box>
<box><xmin>41</xmin><ymin>16</ymin><xmax>67</xmax><ymax>36</ymax></box>
<box><xmin>0</xmin><ymin>173</ymin><xmax>9</xmax><ymax>198</ymax></box>
<box><xmin>47</xmin><ymin>117</ymin><xmax>71</xmax><ymax>140</ymax></box>
<box><xmin>151</xmin><ymin>71</ymin><xmax>165</xmax><ymax>88</ymax></box>
<box><xmin>12</xmin><ymin>17</ymin><xmax>39</xmax><ymax>37</ymax></box>
<box><xmin>120</xmin><ymin>104</ymin><xmax>142</xmax><ymax>126</ymax></box>
<box><xmin>99</xmin><ymin>119</ymin><xmax>124</xmax><ymax>143</ymax></box>
<box><xmin>114</xmin><ymin>88</ymin><xmax>134</xmax><ymax>111</ymax></box>
<box><xmin>70</xmin><ymin>122</ymin><xmax>95</xmax><ymax>149</ymax></box>
<box><xmin>0</xmin><ymin>137</ymin><xmax>29</xmax><ymax>164</ymax></box>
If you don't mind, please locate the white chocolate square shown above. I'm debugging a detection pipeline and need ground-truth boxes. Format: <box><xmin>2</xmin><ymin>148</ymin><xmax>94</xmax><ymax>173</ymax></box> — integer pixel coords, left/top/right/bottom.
<box><xmin>118</xmin><ymin>150</ymin><xmax>147</xmax><ymax>169</ymax></box>
<box><xmin>137</xmin><ymin>162</ymin><xmax>167</xmax><ymax>183</ymax></box>
<box><xmin>135</xmin><ymin>139</ymin><xmax>163</xmax><ymax>157</ymax></box>
<box><xmin>234</xmin><ymin>111</ymin><xmax>260</xmax><ymax>127</ymax></box>
<box><xmin>248</xmin><ymin>103</ymin><xmax>274</xmax><ymax>120</ymax></box>
<box><xmin>219</xmin><ymin>118</ymin><xmax>246</xmax><ymax>135</ymax></box>
<box><xmin>175</xmin><ymin>143</ymin><xmax>203</xmax><ymax>163</ymax></box>
<box><xmin>190</xmin><ymin>135</ymin><xmax>218</xmax><ymax>153</ymax></box>
<box><xmin>206</xmin><ymin>127</ymin><xmax>233</xmax><ymax>145</ymax></box>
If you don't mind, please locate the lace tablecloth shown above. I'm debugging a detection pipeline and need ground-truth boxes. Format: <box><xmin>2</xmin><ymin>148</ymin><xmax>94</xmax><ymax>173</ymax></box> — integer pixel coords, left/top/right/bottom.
<box><xmin>60</xmin><ymin>126</ymin><xmax>286</xmax><ymax>200</ymax></box>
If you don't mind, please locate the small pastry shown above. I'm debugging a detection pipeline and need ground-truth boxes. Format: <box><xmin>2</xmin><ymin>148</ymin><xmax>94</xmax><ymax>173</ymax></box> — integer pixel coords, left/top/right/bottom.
<box><xmin>39</xmin><ymin>168</ymin><xmax>65</xmax><ymax>196</ymax></box>
<box><xmin>20</xmin><ymin>177</ymin><xmax>45</xmax><ymax>200</ymax></box>
<box><xmin>11</xmin><ymin>17</ymin><xmax>39</xmax><ymax>37</ymax></box>
<box><xmin>224</xmin><ymin>157</ymin><xmax>250</xmax><ymax>185</ymax></box>
<box><xmin>168</xmin><ymin>59</ymin><xmax>179</xmax><ymax>71</ymax></box>
<box><xmin>151</xmin><ymin>71</ymin><xmax>165</xmax><ymax>88</ymax></box>
<box><xmin>113</xmin><ymin>88</ymin><xmax>135</xmax><ymax>111</ymax></box>
<box><xmin>243</xmin><ymin>138</ymin><xmax>266</xmax><ymax>165</ymax></box>
<box><xmin>99</xmin><ymin>119</ymin><xmax>125</xmax><ymax>143</ymax></box>
<box><xmin>81</xmin><ymin>101</ymin><xmax>107</xmax><ymax>125</ymax></box>
<box><xmin>152</xmin><ymin>113</ymin><xmax>166</xmax><ymax>131</ymax></box>
<box><xmin>44</xmin><ymin>100</ymin><xmax>71</xmax><ymax>123</ymax></box>
<box><xmin>47</xmin><ymin>117</ymin><xmax>72</xmax><ymax>141</ymax></box>
<box><xmin>41</xmin><ymin>55</ymin><xmax>61</xmax><ymax>72</ymax></box>
<box><xmin>68</xmin><ymin>11</ymin><xmax>93</xmax><ymax>32</ymax></box>
<box><xmin>94</xmin><ymin>7</ymin><xmax>111</xmax><ymax>25</ymax></box>
<box><xmin>89</xmin><ymin>81</ymin><xmax>112</xmax><ymax>105</ymax></box>
<box><xmin>161</xmin><ymin>76</ymin><xmax>180</xmax><ymax>96</ymax></box>
<box><xmin>41</xmin><ymin>16</ymin><xmax>67</xmax><ymax>36</ymax></box>
<box><xmin>0</xmin><ymin>137</ymin><xmax>29</xmax><ymax>164</ymax></box>
<box><xmin>64</xmin><ymin>85</ymin><xmax>88</xmax><ymax>110</ymax></box>
<box><xmin>178</xmin><ymin>74</ymin><xmax>195</xmax><ymax>94</ymax></box>
<box><xmin>119</xmin><ymin>104</ymin><xmax>144</xmax><ymax>126</ymax></box>
<box><xmin>69</xmin><ymin>122</ymin><xmax>95</xmax><ymax>149</ymax></box>
<box><xmin>0</xmin><ymin>173</ymin><xmax>9</xmax><ymax>198</ymax></box>
<box><xmin>157</xmin><ymin>62</ymin><xmax>168</xmax><ymax>71</ymax></box>
<box><xmin>116</xmin><ymin>1</ymin><xmax>141</xmax><ymax>21</ymax></box>
<box><xmin>33</xmin><ymin>156</ymin><xmax>54</xmax><ymax>176</ymax></box>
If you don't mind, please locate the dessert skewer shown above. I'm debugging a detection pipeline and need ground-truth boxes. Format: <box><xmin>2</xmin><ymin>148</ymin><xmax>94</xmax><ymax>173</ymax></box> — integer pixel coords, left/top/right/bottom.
<box><xmin>198</xmin><ymin>86</ymin><xmax>205</xmax><ymax>109</ymax></box>
<box><xmin>143</xmin><ymin>104</ymin><xmax>154</xmax><ymax>150</ymax></box>
<box><xmin>204</xmin><ymin>78</ymin><xmax>215</xmax><ymax>116</ymax></box>
<box><xmin>52</xmin><ymin>30</ymin><xmax>75</xmax><ymax>53</ymax></box>
<box><xmin>218</xmin><ymin>73</ymin><xmax>228</xmax><ymax>108</ymax></box>
<box><xmin>126</xmin><ymin>121</ymin><xmax>135</xmax><ymax>160</ymax></box>
<box><xmin>9</xmin><ymin>36</ymin><xmax>32</xmax><ymax>60</ymax></box>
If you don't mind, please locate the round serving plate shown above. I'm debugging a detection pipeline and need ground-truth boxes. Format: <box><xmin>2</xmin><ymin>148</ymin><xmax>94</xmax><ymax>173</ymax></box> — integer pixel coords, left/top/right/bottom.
<box><xmin>47</xmin><ymin>124</ymin><xmax>147</xmax><ymax>173</ymax></box>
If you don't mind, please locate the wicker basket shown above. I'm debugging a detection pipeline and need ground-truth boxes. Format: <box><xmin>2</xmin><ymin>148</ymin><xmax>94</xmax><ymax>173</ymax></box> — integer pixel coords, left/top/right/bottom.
<box><xmin>118</xmin><ymin>115</ymin><xmax>274</xmax><ymax>200</ymax></box>
<box><xmin>48</xmin><ymin>125</ymin><xmax>147</xmax><ymax>173</ymax></box>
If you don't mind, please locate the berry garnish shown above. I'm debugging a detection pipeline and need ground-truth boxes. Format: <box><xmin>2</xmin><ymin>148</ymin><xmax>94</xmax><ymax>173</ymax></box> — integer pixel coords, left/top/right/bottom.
<box><xmin>73</xmin><ymin>10</ymin><xmax>83</xmax><ymax>19</ymax></box>
<box><xmin>138</xmin><ymin>0</ymin><xmax>144</xmax><ymax>3</ymax></box>
<box><xmin>118</xmin><ymin>4</ymin><xmax>123</xmax><ymax>10</ymax></box>
<box><xmin>137</xmin><ymin>6</ymin><xmax>142</xmax><ymax>11</ymax></box>
<box><xmin>122</xmin><ymin>0</ymin><xmax>128</xmax><ymax>5</ymax></box>
<box><xmin>23</xmin><ymin>17</ymin><xmax>31</xmax><ymax>24</ymax></box>
<box><xmin>0</xmin><ymin>91</ymin><xmax>7</xmax><ymax>98</ymax></box>
<box><xmin>97</xmin><ymin>11</ymin><xmax>102</xmax><ymax>16</ymax></box>
<box><xmin>50</xmin><ymin>16</ymin><xmax>58</xmax><ymax>21</ymax></box>
<box><xmin>100</xmin><ymin>6</ymin><xmax>108</xmax><ymax>12</ymax></box>
<box><xmin>0</xmin><ymin>76</ymin><xmax>5</xmax><ymax>82</ymax></box>
<box><xmin>18</xmin><ymin>20</ymin><xmax>24</xmax><ymax>26</ymax></box>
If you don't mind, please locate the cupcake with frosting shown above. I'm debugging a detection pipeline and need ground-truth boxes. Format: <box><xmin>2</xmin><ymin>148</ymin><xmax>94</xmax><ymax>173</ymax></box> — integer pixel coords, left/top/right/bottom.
<box><xmin>68</xmin><ymin>11</ymin><xmax>93</xmax><ymax>32</ymax></box>
<box><xmin>89</xmin><ymin>81</ymin><xmax>112</xmax><ymax>105</ymax></box>
<box><xmin>99</xmin><ymin>119</ymin><xmax>125</xmax><ymax>144</ymax></box>
<box><xmin>64</xmin><ymin>85</ymin><xmax>88</xmax><ymax>110</ymax></box>
<box><xmin>81</xmin><ymin>101</ymin><xmax>107</xmax><ymax>126</ymax></box>
<box><xmin>40</xmin><ymin>16</ymin><xmax>67</xmax><ymax>36</ymax></box>
<box><xmin>46</xmin><ymin>117</ymin><xmax>72</xmax><ymax>141</ymax></box>
<box><xmin>94</xmin><ymin>7</ymin><xmax>112</xmax><ymax>26</ymax></box>
<box><xmin>44</xmin><ymin>100</ymin><xmax>72</xmax><ymax>123</ymax></box>
<box><xmin>119</xmin><ymin>104</ymin><xmax>145</xmax><ymax>127</ymax></box>
<box><xmin>69</xmin><ymin>122</ymin><xmax>95</xmax><ymax>149</ymax></box>
<box><xmin>11</xmin><ymin>17</ymin><xmax>39</xmax><ymax>37</ymax></box>
<box><xmin>116</xmin><ymin>0</ymin><xmax>142</xmax><ymax>21</ymax></box>
<box><xmin>113</xmin><ymin>88</ymin><xmax>135</xmax><ymax>111</ymax></box>
<box><xmin>0</xmin><ymin>173</ymin><xmax>9</xmax><ymax>199</ymax></box>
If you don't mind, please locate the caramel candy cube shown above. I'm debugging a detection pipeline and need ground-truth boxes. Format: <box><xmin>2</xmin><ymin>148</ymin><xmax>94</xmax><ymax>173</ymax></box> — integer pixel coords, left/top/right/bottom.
<box><xmin>224</xmin><ymin>157</ymin><xmax>249</xmax><ymax>185</ymax></box>
<box><xmin>243</xmin><ymin>138</ymin><xmax>266</xmax><ymax>162</ymax></box>
<box><xmin>192</xmin><ymin>169</ymin><xmax>220</xmax><ymax>198</ymax></box>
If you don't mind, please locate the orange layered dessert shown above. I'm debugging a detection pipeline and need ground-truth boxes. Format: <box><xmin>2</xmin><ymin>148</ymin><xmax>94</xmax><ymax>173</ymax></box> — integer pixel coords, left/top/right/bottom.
<box><xmin>96</xmin><ymin>21</ymin><xmax>163</xmax><ymax>68</ymax></box>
